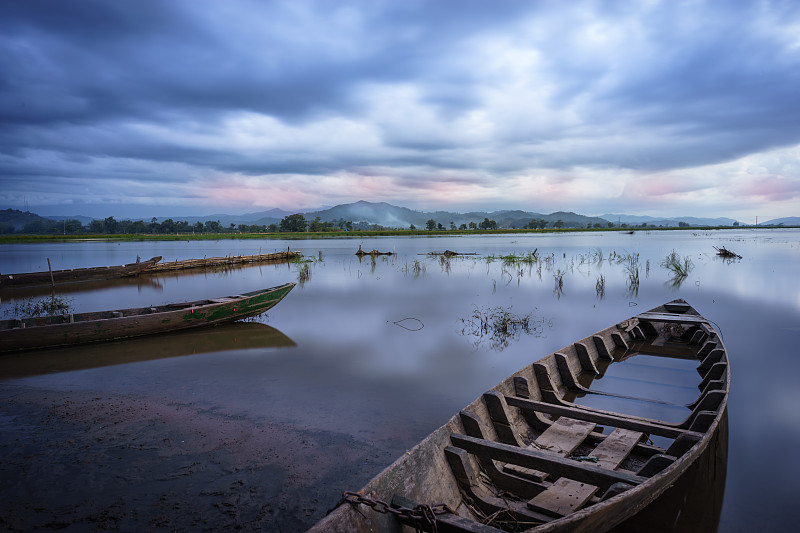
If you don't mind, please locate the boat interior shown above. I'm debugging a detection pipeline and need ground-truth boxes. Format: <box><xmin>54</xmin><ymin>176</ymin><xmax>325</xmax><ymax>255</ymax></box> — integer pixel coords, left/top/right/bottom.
<box><xmin>394</xmin><ymin>302</ymin><xmax>729</xmax><ymax>531</ymax></box>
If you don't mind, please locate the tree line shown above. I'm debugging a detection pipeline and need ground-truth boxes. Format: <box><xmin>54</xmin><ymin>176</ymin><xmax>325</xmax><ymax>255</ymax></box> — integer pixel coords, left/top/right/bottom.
<box><xmin>3</xmin><ymin>211</ymin><xmax>679</xmax><ymax>235</ymax></box>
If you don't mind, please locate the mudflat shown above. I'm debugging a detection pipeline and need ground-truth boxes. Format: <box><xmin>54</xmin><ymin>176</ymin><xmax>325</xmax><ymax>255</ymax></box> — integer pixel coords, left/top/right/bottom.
<box><xmin>0</xmin><ymin>384</ymin><xmax>391</xmax><ymax>532</ymax></box>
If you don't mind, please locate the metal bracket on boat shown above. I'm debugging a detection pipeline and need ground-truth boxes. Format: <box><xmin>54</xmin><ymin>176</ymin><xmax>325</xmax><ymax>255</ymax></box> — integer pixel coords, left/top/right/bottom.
<box><xmin>333</xmin><ymin>491</ymin><xmax>454</xmax><ymax>532</ymax></box>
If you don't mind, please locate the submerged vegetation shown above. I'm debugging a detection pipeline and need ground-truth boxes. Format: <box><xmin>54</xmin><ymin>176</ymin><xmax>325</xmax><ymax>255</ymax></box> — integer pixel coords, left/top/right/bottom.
<box><xmin>460</xmin><ymin>306</ymin><xmax>552</xmax><ymax>351</ymax></box>
<box><xmin>3</xmin><ymin>295</ymin><xmax>73</xmax><ymax>319</ymax></box>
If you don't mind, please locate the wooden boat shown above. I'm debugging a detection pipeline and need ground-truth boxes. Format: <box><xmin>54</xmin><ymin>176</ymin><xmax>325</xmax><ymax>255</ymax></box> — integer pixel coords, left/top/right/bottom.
<box><xmin>312</xmin><ymin>299</ymin><xmax>729</xmax><ymax>533</ymax></box>
<box><xmin>0</xmin><ymin>283</ymin><xmax>295</xmax><ymax>353</ymax></box>
<box><xmin>0</xmin><ymin>256</ymin><xmax>162</xmax><ymax>288</ymax></box>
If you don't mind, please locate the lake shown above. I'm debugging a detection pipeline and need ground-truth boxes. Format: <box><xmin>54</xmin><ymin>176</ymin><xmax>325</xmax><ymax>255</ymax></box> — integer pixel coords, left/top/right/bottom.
<box><xmin>1</xmin><ymin>229</ymin><xmax>798</xmax><ymax>532</ymax></box>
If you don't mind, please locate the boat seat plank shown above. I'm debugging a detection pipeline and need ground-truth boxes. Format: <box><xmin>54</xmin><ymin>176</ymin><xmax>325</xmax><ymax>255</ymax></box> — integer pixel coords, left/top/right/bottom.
<box><xmin>504</xmin><ymin>417</ymin><xmax>596</xmax><ymax>482</ymax></box>
<box><xmin>526</xmin><ymin>428</ymin><xmax>642</xmax><ymax>517</ymax></box>
<box><xmin>450</xmin><ymin>434</ymin><xmax>647</xmax><ymax>490</ymax></box>
<box><xmin>504</xmin><ymin>395</ymin><xmax>704</xmax><ymax>439</ymax></box>
<box><xmin>637</xmin><ymin>312</ymin><xmax>707</xmax><ymax>325</ymax></box>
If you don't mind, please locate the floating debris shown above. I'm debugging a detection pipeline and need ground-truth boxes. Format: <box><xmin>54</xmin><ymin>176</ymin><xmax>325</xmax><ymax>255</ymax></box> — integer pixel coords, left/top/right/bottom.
<box><xmin>425</xmin><ymin>250</ymin><xmax>478</xmax><ymax>257</ymax></box>
<box><xmin>355</xmin><ymin>245</ymin><xmax>393</xmax><ymax>256</ymax></box>
<box><xmin>714</xmin><ymin>246</ymin><xmax>742</xmax><ymax>259</ymax></box>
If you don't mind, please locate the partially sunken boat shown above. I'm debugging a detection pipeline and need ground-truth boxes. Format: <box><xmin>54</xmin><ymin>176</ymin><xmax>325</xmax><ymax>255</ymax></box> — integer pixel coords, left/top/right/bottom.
<box><xmin>0</xmin><ymin>256</ymin><xmax>162</xmax><ymax>288</ymax></box>
<box><xmin>0</xmin><ymin>283</ymin><xmax>295</xmax><ymax>353</ymax></box>
<box><xmin>312</xmin><ymin>299</ymin><xmax>729</xmax><ymax>533</ymax></box>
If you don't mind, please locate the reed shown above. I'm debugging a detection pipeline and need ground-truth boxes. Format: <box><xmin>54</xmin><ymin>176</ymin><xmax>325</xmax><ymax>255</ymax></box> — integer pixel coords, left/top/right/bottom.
<box><xmin>661</xmin><ymin>250</ymin><xmax>693</xmax><ymax>278</ymax></box>
<box><xmin>296</xmin><ymin>263</ymin><xmax>311</xmax><ymax>286</ymax></box>
<box><xmin>596</xmin><ymin>275</ymin><xmax>606</xmax><ymax>299</ymax></box>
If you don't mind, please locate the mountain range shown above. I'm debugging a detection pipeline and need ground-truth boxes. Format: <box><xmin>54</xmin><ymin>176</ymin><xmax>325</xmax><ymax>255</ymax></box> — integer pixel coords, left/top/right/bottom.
<box><xmin>4</xmin><ymin>202</ymin><xmax>796</xmax><ymax>231</ymax></box>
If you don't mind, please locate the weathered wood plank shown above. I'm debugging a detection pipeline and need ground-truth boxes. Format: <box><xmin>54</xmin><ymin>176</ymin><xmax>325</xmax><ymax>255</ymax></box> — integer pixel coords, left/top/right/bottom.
<box><xmin>503</xmin><ymin>417</ymin><xmax>595</xmax><ymax>481</ymax></box>
<box><xmin>637</xmin><ymin>312</ymin><xmax>707</xmax><ymax>324</ymax></box>
<box><xmin>590</xmin><ymin>428</ymin><xmax>643</xmax><ymax>470</ymax></box>
<box><xmin>504</xmin><ymin>396</ymin><xmax>702</xmax><ymax>439</ymax></box>
<box><xmin>528</xmin><ymin>478</ymin><xmax>598</xmax><ymax>517</ymax></box>
<box><xmin>450</xmin><ymin>434</ymin><xmax>647</xmax><ymax>489</ymax></box>
<box><xmin>527</xmin><ymin>428</ymin><xmax>642</xmax><ymax>517</ymax></box>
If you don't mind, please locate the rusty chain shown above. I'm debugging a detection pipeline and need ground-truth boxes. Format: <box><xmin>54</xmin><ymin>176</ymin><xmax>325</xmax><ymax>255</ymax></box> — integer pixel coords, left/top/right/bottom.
<box><xmin>333</xmin><ymin>491</ymin><xmax>455</xmax><ymax>533</ymax></box>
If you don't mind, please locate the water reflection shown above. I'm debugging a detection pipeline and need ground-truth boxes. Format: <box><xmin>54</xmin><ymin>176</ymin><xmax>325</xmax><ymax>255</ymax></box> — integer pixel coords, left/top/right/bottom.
<box><xmin>0</xmin><ymin>322</ymin><xmax>295</xmax><ymax>379</ymax></box>
<box><xmin>0</xmin><ymin>229</ymin><xmax>798</xmax><ymax>532</ymax></box>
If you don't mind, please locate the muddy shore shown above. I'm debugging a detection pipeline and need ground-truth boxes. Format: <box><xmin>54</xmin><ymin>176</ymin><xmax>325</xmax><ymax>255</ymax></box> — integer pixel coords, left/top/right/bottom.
<box><xmin>0</xmin><ymin>383</ymin><xmax>398</xmax><ymax>532</ymax></box>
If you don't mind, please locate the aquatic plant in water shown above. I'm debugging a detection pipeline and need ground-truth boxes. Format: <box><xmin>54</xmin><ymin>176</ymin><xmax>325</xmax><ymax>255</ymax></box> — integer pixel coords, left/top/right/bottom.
<box><xmin>3</xmin><ymin>295</ymin><xmax>73</xmax><ymax>319</ymax></box>
<box><xmin>596</xmin><ymin>275</ymin><xmax>606</xmax><ymax>299</ymax></box>
<box><xmin>296</xmin><ymin>263</ymin><xmax>311</xmax><ymax>286</ymax></box>
<box><xmin>661</xmin><ymin>250</ymin><xmax>693</xmax><ymax>278</ymax></box>
<box><xmin>460</xmin><ymin>305</ymin><xmax>551</xmax><ymax>351</ymax></box>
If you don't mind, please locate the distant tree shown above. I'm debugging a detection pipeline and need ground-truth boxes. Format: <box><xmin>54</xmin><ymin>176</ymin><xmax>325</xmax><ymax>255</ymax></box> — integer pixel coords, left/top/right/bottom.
<box><xmin>409</xmin><ymin>224</ymin><xmax>416</xmax><ymax>230</ymax></box>
<box><xmin>553</xmin><ymin>219</ymin><xmax>565</xmax><ymax>229</ymax></box>
<box><xmin>459</xmin><ymin>223</ymin><xmax>467</xmax><ymax>230</ymax></box>
<box><xmin>593</xmin><ymin>222</ymin><xmax>603</xmax><ymax>229</ymax></box>
<box><xmin>437</xmin><ymin>222</ymin><xmax>444</xmax><ymax>230</ymax></box>
<box><xmin>204</xmin><ymin>220</ymin><xmax>222</xmax><ymax>233</ymax></box>
<box><xmin>129</xmin><ymin>220</ymin><xmax>147</xmax><ymax>234</ymax></box>
<box><xmin>732</xmin><ymin>221</ymin><xmax>739</xmax><ymax>227</ymax></box>
<box><xmin>280</xmin><ymin>214</ymin><xmax>308</xmax><ymax>232</ymax></box>
<box><xmin>88</xmin><ymin>220</ymin><xmax>103</xmax><ymax>233</ymax></box>
<box><xmin>193</xmin><ymin>221</ymin><xmax>204</xmax><ymax>233</ymax></box>
<box><xmin>449</xmin><ymin>221</ymin><xmax>456</xmax><ymax>230</ymax></box>
<box><xmin>102</xmin><ymin>216</ymin><xmax>118</xmax><ymax>234</ymax></box>
<box><xmin>468</xmin><ymin>221</ymin><xmax>477</xmax><ymax>230</ymax></box>
<box><xmin>479</xmin><ymin>218</ymin><xmax>497</xmax><ymax>230</ymax></box>
<box><xmin>268</xmin><ymin>223</ymin><xmax>279</xmax><ymax>232</ymax></box>
<box><xmin>678</xmin><ymin>221</ymin><xmax>689</xmax><ymax>227</ymax></box>
<box><xmin>425</xmin><ymin>219</ymin><xmax>437</xmax><ymax>230</ymax></box>
<box><xmin>160</xmin><ymin>219</ymin><xmax>176</xmax><ymax>233</ymax></box>
<box><xmin>0</xmin><ymin>222</ymin><xmax>14</xmax><ymax>234</ymax></box>
<box><xmin>607</xmin><ymin>222</ymin><xmax>614</xmax><ymax>228</ymax></box>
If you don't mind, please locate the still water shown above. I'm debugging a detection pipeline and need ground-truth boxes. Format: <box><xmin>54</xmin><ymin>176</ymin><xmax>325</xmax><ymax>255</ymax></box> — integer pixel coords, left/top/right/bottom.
<box><xmin>0</xmin><ymin>229</ymin><xmax>798</xmax><ymax>532</ymax></box>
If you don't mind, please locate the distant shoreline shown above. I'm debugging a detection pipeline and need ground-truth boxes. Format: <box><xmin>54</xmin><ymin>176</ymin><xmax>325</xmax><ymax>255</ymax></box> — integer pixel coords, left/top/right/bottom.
<box><xmin>0</xmin><ymin>225</ymin><xmax>793</xmax><ymax>244</ymax></box>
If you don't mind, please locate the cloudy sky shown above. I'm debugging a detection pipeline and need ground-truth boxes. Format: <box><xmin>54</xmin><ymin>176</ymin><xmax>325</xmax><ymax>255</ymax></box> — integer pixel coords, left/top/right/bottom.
<box><xmin>1</xmin><ymin>0</ymin><xmax>799</xmax><ymax>221</ymax></box>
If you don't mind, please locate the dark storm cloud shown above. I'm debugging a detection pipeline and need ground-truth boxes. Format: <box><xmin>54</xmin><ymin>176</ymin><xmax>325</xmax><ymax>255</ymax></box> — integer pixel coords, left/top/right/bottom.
<box><xmin>0</xmin><ymin>0</ymin><xmax>799</xmax><ymax>218</ymax></box>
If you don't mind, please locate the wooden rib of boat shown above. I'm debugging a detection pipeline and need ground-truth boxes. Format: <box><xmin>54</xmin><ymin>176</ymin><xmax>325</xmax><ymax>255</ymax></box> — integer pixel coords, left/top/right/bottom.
<box><xmin>312</xmin><ymin>299</ymin><xmax>729</xmax><ymax>533</ymax></box>
<box><xmin>0</xmin><ymin>256</ymin><xmax>162</xmax><ymax>288</ymax></box>
<box><xmin>0</xmin><ymin>283</ymin><xmax>295</xmax><ymax>353</ymax></box>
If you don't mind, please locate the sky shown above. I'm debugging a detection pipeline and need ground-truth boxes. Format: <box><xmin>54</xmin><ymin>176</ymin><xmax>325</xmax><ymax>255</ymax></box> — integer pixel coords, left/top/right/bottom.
<box><xmin>1</xmin><ymin>0</ymin><xmax>799</xmax><ymax>222</ymax></box>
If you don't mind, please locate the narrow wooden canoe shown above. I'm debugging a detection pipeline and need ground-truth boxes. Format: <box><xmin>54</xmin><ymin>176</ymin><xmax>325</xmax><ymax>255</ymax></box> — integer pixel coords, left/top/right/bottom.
<box><xmin>0</xmin><ymin>283</ymin><xmax>295</xmax><ymax>353</ymax></box>
<box><xmin>0</xmin><ymin>256</ymin><xmax>162</xmax><ymax>288</ymax></box>
<box><xmin>312</xmin><ymin>299</ymin><xmax>729</xmax><ymax>533</ymax></box>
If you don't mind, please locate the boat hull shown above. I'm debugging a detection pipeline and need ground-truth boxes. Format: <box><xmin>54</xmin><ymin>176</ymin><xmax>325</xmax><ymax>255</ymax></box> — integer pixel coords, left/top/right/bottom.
<box><xmin>0</xmin><ymin>283</ymin><xmax>295</xmax><ymax>352</ymax></box>
<box><xmin>311</xmin><ymin>300</ymin><xmax>729</xmax><ymax>533</ymax></box>
<box><xmin>0</xmin><ymin>256</ymin><xmax>162</xmax><ymax>288</ymax></box>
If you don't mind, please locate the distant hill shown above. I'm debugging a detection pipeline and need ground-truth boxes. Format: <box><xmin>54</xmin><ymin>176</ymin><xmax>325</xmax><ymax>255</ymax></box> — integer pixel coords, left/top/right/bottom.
<box><xmin>599</xmin><ymin>214</ymin><xmax>741</xmax><ymax>227</ymax></box>
<box><xmin>0</xmin><ymin>208</ymin><xmax>50</xmax><ymax>231</ymax></box>
<box><xmin>305</xmin><ymin>201</ymin><xmax>609</xmax><ymax>229</ymax></box>
<box><xmin>761</xmin><ymin>217</ymin><xmax>800</xmax><ymax>226</ymax></box>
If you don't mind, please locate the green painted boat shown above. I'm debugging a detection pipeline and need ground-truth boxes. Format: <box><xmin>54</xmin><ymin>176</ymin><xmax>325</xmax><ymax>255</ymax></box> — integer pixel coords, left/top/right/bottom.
<box><xmin>312</xmin><ymin>299</ymin><xmax>729</xmax><ymax>533</ymax></box>
<box><xmin>0</xmin><ymin>283</ymin><xmax>295</xmax><ymax>353</ymax></box>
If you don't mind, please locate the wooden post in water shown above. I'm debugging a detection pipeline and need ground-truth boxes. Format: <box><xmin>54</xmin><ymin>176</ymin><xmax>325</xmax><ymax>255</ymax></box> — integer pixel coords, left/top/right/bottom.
<box><xmin>46</xmin><ymin>258</ymin><xmax>55</xmax><ymax>289</ymax></box>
